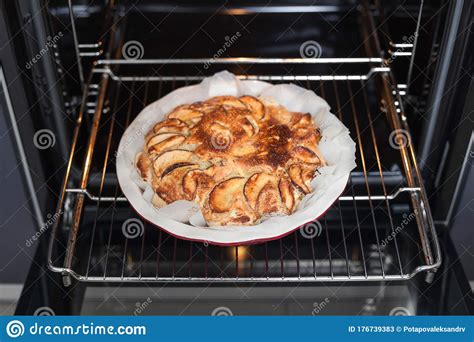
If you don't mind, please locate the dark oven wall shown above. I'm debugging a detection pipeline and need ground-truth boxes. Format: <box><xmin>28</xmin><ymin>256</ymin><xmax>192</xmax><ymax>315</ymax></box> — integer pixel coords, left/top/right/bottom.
<box><xmin>0</xmin><ymin>0</ymin><xmax>59</xmax><ymax>287</ymax></box>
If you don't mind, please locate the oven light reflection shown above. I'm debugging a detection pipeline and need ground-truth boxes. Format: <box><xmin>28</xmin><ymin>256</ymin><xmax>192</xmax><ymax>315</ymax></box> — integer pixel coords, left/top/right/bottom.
<box><xmin>228</xmin><ymin>246</ymin><xmax>249</xmax><ymax>262</ymax></box>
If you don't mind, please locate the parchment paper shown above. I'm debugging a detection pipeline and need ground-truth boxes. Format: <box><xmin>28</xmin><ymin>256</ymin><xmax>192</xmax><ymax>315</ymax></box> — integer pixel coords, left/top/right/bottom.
<box><xmin>116</xmin><ymin>71</ymin><xmax>356</xmax><ymax>245</ymax></box>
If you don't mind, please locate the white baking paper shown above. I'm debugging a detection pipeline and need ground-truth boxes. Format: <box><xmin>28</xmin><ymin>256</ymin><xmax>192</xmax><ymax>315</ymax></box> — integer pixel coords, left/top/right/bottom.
<box><xmin>116</xmin><ymin>71</ymin><xmax>356</xmax><ymax>245</ymax></box>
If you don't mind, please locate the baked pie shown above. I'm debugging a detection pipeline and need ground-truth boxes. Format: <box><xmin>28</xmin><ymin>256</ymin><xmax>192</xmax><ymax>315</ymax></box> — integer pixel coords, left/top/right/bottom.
<box><xmin>136</xmin><ymin>95</ymin><xmax>326</xmax><ymax>226</ymax></box>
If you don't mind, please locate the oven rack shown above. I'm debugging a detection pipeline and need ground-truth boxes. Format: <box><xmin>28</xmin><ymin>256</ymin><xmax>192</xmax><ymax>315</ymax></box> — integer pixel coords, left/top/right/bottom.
<box><xmin>47</xmin><ymin>59</ymin><xmax>441</xmax><ymax>286</ymax></box>
<box><xmin>65</xmin><ymin>185</ymin><xmax>421</xmax><ymax>203</ymax></box>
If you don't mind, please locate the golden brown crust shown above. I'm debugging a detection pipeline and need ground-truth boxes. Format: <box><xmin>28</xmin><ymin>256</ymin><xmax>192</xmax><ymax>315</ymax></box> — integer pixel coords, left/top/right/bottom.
<box><xmin>135</xmin><ymin>95</ymin><xmax>325</xmax><ymax>225</ymax></box>
<box><xmin>136</xmin><ymin>152</ymin><xmax>151</xmax><ymax>181</ymax></box>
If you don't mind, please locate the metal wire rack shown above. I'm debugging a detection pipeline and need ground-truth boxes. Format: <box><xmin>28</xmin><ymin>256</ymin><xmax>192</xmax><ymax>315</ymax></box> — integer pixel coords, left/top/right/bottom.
<box><xmin>47</xmin><ymin>58</ymin><xmax>441</xmax><ymax>285</ymax></box>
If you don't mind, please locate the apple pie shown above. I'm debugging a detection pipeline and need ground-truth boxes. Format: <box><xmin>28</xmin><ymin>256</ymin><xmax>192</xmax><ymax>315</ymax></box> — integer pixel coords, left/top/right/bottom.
<box><xmin>135</xmin><ymin>95</ymin><xmax>326</xmax><ymax>226</ymax></box>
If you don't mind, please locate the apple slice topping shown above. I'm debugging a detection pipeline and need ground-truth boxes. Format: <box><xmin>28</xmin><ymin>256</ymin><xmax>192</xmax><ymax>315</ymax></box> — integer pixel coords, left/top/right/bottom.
<box><xmin>208</xmin><ymin>96</ymin><xmax>247</xmax><ymax>109</ymax></box>
<box><xmin>168</xmin><ymin>105</ymin><xmax>203</xmax><ymax>122</ymax></box>
<box><xmin>135</xmin><ymin>152</ymin><xmax>151</xmax><ymax>181</ymax></box>
<box><xmin>155</xmin><ymin>164</ymin><xmax>197</xmax><ymax>203</ymax></box>
<box><xmin>243</xmin><ymin>173</ymin><xmax>278</xmax><ymax>210</ymax></box>
<box><xmin>240</xmin><ymin>96</ymin><xmax>265</xmax><ymax>120</ymax></box>
<box><xmin>137</xmin><ymin>94</ymin><xmax>325</xmax><ymax>226</ymax></box>
<box><xmin>152</xmin><ymin>149</ymin><xmax>194</xmax><ymax>178</ymax></box>
<box><xmin>152</xmin><ymin>193</ymin><xmax>168</xmax><ymax>207</ymax></box>
<box><xmin>255</xmin><ymin>182</ymin><xmax>280</xmax><ymax>215</ymax></box>
<box><xmin>147</xmin><ymin>132</ymin><xmax>184</xmax><ymax>147</ymax></box>
<box><xmin>292</xmin><ymin>146</ymin><xmax>321</xmax><ymax>164</ymax></box>
<box><xmin>246</xmin><ymin>115</ymin><xmax>259</xmax><ymax>133</ymax></box>
<box><xmin>278</xmin><ymin>178</ymin><xmax>296</xmax><ymax>212</ymax></box>
<box><xmin>288</xmin><ymin>164</ymin><xmax>313</xmax><ymax>194</ymax></box>
<box><xmin>182</xmin><ymin>168</ymin><xmax>214</xmax><ymax>201</ymax></box>
<box><xmin>232</xmin><ymin>143</ymin><xmax>257</xmax><ymax>157</ymax></box>
<box><xmin>182</xmin><ymin>169</ymin><xmax>202</xmax><ymax>200</ymax></box>
<box><xmin>242</xmin><ymin>115</ymin><xmax>260</xmax><ymax>137</ymax></box>
<box><xmin>208</xmin><ymin>177</ymin><xmax>246</xmax><ymax>213</ymax></box>
<box><xmin>153</xmin><ymin>118</ymin><xmax>188</xmax><ymax>134</ymax></box>
<box><xmin>147</xmin><ymin>134</ymin><xmax>186</xmax><ymax>154</ymax></box>
<box><xmin>295</xmin><ymin>113</ymin><xmax>313</xmax><ymax>126</ymax></box>
<box><xmin>161</xmin><ymin>162</ymin><xmax>196</xmax><ymax>179</ymax></box>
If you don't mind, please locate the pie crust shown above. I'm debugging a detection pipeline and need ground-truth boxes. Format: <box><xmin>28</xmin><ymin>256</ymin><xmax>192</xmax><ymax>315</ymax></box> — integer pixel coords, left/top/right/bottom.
<box><xmin>136</xmin><ymin>95</ymin><xmax>326</xmax><ymax>226</ymax></box>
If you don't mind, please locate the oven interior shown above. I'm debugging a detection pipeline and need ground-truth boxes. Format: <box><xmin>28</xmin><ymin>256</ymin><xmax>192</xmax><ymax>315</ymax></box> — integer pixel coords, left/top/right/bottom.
<box><xmin>40</xmin><ymin>0</ymin><xmax>446</xmax><ymax>292</ymax></box>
